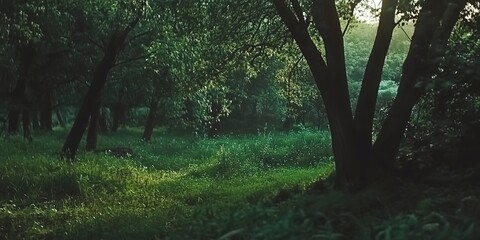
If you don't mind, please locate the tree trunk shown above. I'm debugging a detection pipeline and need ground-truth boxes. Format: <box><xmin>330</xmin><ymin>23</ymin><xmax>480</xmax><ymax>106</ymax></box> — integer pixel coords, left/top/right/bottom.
<box><xmin>55</xmin><ymin>108</ymin><xmax>65</xmax><ymax>127</ymax></box>
<box><xmin>208</xmin><ymin>100</ymin><xmax>222</xmax><ymax>138</ymax></box>
<box><xmin>7</xmin><ymin>110</ymin><xmax>20</xmax><ymax>134</ymax></box>
<box><xmin>22</xmin><ymin>110</ymin><xmax>32</xmax><ymax>142</ymax></box>
<box><xmin>283</xmin><ymin>116</ymin><xmax>295</xmax><ymax>131</ymax></box>
<box><xmin>274</xmin><ymin>0</ymin><xmax>361</xmax><ymax>189</ymax></box>
<box><xmin>40</xmin><ymin>88</ymin><xmax>53</xmax><ymax>131</ymax></box>
<box><xmin>273</xmin><ymin>0</ymin><xmax>465</xmax><ymax>190</ymax></box>
<box><xmin>86</xmin><ymin>100</ymin><xmax>100</xmax><ymax>151</ymax></box>
<box><xmin>111</xmin><ymin>102</ymin><xmax>126</xmax><ymax>132</ymax></box>
<box><xmin>142</xmin><ymin>100</ymin><xmax>159</xmax><ymax>142</ymax></box>
<box><xmin>250</xmin><ymin>100</ymin><xmax>257</xmax><ymax>119</ymax></box>
<box><xmin>354</xmin><ymin>0</ymin><xmax>398</xmax><ymax>171</ymax></box>
<box><xmin>98</xmin><ymin>108</ymin><xmax>110</xmax><ymax>133</ymax></box>
<box><xmin>61</xmin><ymin>22</ymin><xmax>137</xmax><ymax>160</ymax></box>
<box><xmin>183</xmin><ymin>98</ymin><xmax>195</xmax><ymax>122</ymax></box>
<box><xmin>32</xmin><ymin>111</ymin><xmax>40</xmax><ymax>130</ymax></box>
<box><xmin>371</xmin><ymin>0</ymin><xmax>466</xmax><ymax>176</ymax></box>
<box><xmin>7</xmin><ymin>42</ymin><xmax>34</xmax><ymax>135</ymax></box>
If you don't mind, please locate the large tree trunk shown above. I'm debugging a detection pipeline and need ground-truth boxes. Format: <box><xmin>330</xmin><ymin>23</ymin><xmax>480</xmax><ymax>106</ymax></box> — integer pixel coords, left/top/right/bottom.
<box><xmin>142</xmin><ymin>100</ymin><xmax>159</xmax><ymax>142</ymax></box>
<box><xmin>371</xmin><ymin>0</ymin><xmax>467</xmax><ymax>175</ymax></box>
<box><xmin>354</xmin><ymin>0</ymin><xmax>398</xmax><ymax>172</ymax></box>
<box><xmin>8</xmin><ymin>42</ymin><xmax>35</xmax><ymax>135</ymax></box>
<box><xmin>274</xmin><ymin>0</ymin><xmax>361</xmax><ymax>189</ymax></box>
<box><xmin>273</xmin><ymin>0</ymin><xmax>466</xmax><ymax>190</ymax></box>
<box><xmin>62</xmin><ymin>20</ymin><xmax>138</xmax><ymax>160</ymax></box>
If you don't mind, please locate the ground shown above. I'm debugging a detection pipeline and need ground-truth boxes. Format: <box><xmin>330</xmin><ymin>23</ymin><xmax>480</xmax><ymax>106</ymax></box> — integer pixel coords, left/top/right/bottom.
<box><xmin>0</xmin><ymin>128</ymin><xmax>478</xmax><ymax>239</ymax></box>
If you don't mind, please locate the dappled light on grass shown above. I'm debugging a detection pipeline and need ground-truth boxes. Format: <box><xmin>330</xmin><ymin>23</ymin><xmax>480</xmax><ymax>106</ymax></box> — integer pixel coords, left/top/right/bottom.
<box><xmin>0</xmin><ymin>129</ymin><xmax>333</xmax><ymax>239</ymax></box>
<box><xmin>1</xmin><ymin>128</ymin><xmax>479</xmax><ymax>239</ymax></box>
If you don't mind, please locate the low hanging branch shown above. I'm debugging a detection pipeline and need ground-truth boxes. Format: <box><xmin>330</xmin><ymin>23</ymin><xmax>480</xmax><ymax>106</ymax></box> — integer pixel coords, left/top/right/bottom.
<box><xmin>342</xmin><ymin>0</ymin><xmax>361</xmax><ymax>36</ymax></box>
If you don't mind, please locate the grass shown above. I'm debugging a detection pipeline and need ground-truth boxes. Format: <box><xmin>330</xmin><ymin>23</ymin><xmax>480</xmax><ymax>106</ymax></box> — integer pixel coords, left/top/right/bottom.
<box><xmin>1</xmin><ymin>128</ymin><xmax>479</xmax><ymax>239</ymax></box>
<box><xmin>0</xmin><ymin>128</ymin><xmax>333</xmax><ymax>239</ymax></box>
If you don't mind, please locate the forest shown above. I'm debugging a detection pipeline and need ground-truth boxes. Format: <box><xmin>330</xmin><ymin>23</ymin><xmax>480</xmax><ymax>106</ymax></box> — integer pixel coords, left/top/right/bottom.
<box><xmin>1</xmin><ymin>0</ymin><xmax>479</xmax><ymax>239</ymax></box>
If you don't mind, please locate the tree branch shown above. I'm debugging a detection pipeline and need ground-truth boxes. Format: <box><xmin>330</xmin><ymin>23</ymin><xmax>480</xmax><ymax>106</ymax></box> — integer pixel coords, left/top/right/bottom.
<box><xmin>287</xmin><ymin>54</ymin><xmax>304</xmax><ymax>83</ymax></box>
<box><xmin>128</xmin><ymin>30</ymin><xmax>152</xmax><ymax>44</ymax></box>
<box><xmin>353</xmin><ymin>0</ymin><xmax>399</xmax><ymax>161</ymax></box>
<box><xmin>290</xmin><ymin>0</ymin><xmax>306</xmax><ymax>27</ymax></box>
<box><xmin>342</xmin><ymin>0</ymin><xmax>361</xmax><ymax>36</ymax></box>
<box><xmin>86</xmin><ymin>34</ymin><xmax>105</xmax><ymax>51</ymax></box>
<box><xmin>113</xmin><ymin>54</ymin><xmax>148</xmax><ymax>67</ymax></box>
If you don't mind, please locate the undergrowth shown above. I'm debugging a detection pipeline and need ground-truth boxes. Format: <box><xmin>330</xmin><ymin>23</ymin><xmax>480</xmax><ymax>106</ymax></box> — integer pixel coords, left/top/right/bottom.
<box><xmin>0</xmin><ymin>128</ymin><xmax>478</xmax><ymax>239</ymax></box>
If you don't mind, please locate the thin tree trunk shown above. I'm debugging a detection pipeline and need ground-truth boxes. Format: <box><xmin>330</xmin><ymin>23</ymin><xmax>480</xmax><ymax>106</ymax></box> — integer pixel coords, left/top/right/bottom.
<box><xmin>111</xmin><ymin>102</ymin><xmax>125</xmax><ymax>132</ymax></box>
<box><xmin>8</xmin><ymin>43</ymin><xmax>34</xmax><ymax>135</ymax></box>
<box><xmin>32</xmin><ymin>111</ymin><xmax>40</xmax><ymax>130</ymax></box>
<box><xmin>40</xmin><ymin>88</ymin><xmax>53</xmax><ymax>131</ymax></box>
<box><xmin>98</xmin><ymin>108</ymin><xmax>109</xmax><ymax>133</ymax></box>
<box><xmin>86</xmin><ymin>100</ymin><xmax>100</xmax><ymax>151</ymax></box>
<box><xmin>283</xmin><ymin>116</ymin><xmax>295</xmax><ymax>131</ymax></box>
<box><xmin>7</xmin><ymin>110</ymin><xmax>20</xmax><ymax>134</ymax></box>
<box><xmin>142</xmin><ymin>100</ymin><xmax>159</xmax><ymax>142</ymax></box>
<box><xmin>208</xmin><ymin>100</ymin><xmax>222</xmax><ymax>138</ymax></box>
<box><xmin>250</xmin><ymin>100</ymin><xmax>257</xmax><ymax>119</ymax></box>
<box><xmin>22</xmin><ymin>110</ymin><xmax>32</xmax><ymax>142</ymax></box>
<box><xmin>55</xmin><ymin>108</ymin><xmax>65</xmax><ymax>127</ymax></box>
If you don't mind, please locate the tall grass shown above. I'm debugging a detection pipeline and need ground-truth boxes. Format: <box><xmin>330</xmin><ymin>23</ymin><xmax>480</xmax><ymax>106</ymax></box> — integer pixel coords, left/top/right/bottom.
<box><xmin>1</xmin><ymin>128</ymin><xmax>478</xmax><ymax>239</ymax></box>
<box><xmin>0</xmin><ymin>128</ymin><xmax>334</xmax><ymax>239</ymax></box>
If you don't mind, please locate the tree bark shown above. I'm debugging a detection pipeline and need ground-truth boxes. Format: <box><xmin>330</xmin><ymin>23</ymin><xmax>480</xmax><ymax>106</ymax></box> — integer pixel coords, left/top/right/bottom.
<box><xmin>142</xmin><ymin>100</ymin><xmax>159</xmax><ymax>142</ymax></box>
<box><xmin>62</xmin><ymin>19</ymin><xmax>138</xmax><ymax>160</ymax></box>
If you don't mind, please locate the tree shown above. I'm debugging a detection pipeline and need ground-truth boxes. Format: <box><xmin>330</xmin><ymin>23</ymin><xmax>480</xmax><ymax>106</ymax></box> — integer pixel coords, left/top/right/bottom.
<box><xmin>272</xmin><ymin>0</ymin><xmax>469</xmax><ymax>189</ymax></box>
<box><xmin>61</xmin><ymin>0</ymin><xmax>148</xmax><ymax>159</ymax></box>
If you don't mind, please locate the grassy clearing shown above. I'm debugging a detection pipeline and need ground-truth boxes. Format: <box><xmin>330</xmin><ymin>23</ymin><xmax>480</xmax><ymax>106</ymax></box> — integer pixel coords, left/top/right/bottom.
<box><xmin>1</xmin><ymin>128</ymin><xmax>479</xmax><ymax>239</ymax></box>
<box><xmin>0</xmin><ymin>129</ymin><xmax>333</xmax><ymax>239</ymax></box>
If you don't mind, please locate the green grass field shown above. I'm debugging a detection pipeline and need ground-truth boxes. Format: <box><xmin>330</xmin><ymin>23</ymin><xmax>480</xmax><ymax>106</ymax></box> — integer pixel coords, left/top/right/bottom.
<box><xmin>1</xmin><ymin>129</ymin><xmax>479</xmax><ymax>239</ymax></box>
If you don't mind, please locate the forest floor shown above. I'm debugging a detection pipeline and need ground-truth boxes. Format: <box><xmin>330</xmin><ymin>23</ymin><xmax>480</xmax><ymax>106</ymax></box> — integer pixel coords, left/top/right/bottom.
<box><xmin>0</xmin><ymin>128</ymin><xmax>479</xmax><ymax>239</ymax></box>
